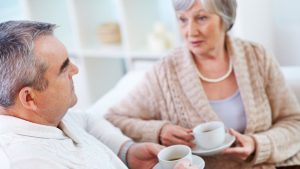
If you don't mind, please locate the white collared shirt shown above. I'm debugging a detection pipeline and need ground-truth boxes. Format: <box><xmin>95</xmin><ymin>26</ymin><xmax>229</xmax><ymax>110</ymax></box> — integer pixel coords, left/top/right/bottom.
<box><xmin>0</xmin><ymin>112</ymin><xmax>129</xmax><ymax>169</ymax></box>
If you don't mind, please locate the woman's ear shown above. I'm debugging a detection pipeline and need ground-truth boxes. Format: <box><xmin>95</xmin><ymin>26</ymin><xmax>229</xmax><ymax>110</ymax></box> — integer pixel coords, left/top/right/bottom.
<box><xmin>18</xmin><ymin>87</ymin><xmax>37</xmax><ymax>111</ymax></box>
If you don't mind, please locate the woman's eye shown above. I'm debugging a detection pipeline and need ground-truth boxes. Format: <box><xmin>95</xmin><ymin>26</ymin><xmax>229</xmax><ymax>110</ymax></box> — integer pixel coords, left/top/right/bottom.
<box><xmin>197</xmin><ymin>16</ymin><xmax>208</xmax><ymax>21</ymax></box>
<box><xmin>178</xmin><ymin>17</ymin><xmax>188</xmax><ymax>24</ymax></box>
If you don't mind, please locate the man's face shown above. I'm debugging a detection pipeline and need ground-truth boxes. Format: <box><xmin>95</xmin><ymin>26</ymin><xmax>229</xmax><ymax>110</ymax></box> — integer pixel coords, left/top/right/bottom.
<box><xmin>33</xmin><ymin>35</ymin><xmax>78</xmax><ymax>124</ymax></box>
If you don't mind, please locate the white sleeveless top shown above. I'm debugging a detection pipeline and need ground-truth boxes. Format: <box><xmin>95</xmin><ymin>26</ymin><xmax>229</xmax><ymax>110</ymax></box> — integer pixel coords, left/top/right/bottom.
<box><xmin>210</xmin><ymin>90</ymin><xmax>246</xmax><ymax>133</ymax></box>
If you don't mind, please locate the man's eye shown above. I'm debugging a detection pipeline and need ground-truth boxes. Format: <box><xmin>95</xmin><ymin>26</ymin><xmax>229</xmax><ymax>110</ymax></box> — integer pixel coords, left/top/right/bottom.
<box><xmin>62</xmin><ymin>65</ymin><xmax>69</xmax><ymax>73</ymax></box>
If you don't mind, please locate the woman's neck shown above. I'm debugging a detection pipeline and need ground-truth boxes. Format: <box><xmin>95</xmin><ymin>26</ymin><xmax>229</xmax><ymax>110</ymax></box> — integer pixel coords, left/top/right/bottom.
<box><xmin>193</xmin><ymin>46</ymin><xmax>228</xmax><ymax>68</ymax></box>
<box><xmin>194</xmin><ymin>35</ymin><xmax>227</xmax><ymax>62</ymax></box>
<box><xmin>192</xmin><ymin>36</ymin><xmax>231</xmax><ymax>78</ymax></box>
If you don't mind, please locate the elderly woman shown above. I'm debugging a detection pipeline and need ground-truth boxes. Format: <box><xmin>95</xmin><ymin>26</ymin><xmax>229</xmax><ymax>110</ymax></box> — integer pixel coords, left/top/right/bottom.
<box><xmin>105</xmin><ymin>0</ymin><xmax>300</xmax><ymax>168</ymax></box>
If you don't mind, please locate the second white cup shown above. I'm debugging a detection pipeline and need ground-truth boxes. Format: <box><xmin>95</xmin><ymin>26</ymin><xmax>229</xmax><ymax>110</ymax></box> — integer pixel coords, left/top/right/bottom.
<box><xmin>193</xmin><ymin>121</ymin><xmax>226</xmax><ymax>149</ymax></box>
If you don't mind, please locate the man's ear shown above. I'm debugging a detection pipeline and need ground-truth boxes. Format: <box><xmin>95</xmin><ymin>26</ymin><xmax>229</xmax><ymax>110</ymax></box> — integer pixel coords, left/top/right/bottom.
<box><xmin>18</xmin><ymin>87</ymin><xmax>38</xmax><ymax>111</ymax></box>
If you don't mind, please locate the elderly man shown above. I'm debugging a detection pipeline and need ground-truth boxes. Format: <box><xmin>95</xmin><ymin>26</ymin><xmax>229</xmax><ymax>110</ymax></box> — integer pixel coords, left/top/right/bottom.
<box><xmin>0</xmin><ymin>20</ymin><xmax>164</xmax><ymax>169</ymax></box>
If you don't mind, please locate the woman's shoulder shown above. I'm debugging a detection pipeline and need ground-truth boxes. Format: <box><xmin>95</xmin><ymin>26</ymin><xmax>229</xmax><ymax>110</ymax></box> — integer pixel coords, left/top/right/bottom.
<box><xmin>163</xmin><ymin>47</ymin><xmax>185</xmax><ymax>63</ymax></box>
<box><xmin>152</xmin><ymin>47</ymin><xmax>185</xmax><ymax>71</ymax></box>
<box><xmin>230</xmin><ymin>37</ymin><xmax>278</xmax><ymax>80</ymax></box>
<box><xmin>231</xmin><ymin>37</ymin><xmax>265</xmax><ymax>52</ymax></box>
<box><xmin>231</xmin><ymin>37</ymin><xmax>271</xmax><ymax>63</ymax></box>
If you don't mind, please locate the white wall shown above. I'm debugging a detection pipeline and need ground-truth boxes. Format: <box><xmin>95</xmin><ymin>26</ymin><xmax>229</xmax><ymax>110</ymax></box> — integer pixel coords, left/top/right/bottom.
<box><xmin>233</xmin><ymin>0</ymin><xmax>274</xmax><ymax>53</ymax></box>
<box><xmin>272</xmin><ymin>0</ymin><xmax>300</xmax><ymax>65</ymax></box>
<box><xmin>233</xmin><ymin>0</ymin><xmax>300</xmax><ymax>66</ymax></box>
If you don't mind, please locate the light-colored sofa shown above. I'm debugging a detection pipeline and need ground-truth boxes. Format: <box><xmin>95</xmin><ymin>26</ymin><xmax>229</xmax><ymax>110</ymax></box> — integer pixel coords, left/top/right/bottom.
<box><xmin>87</xmin><ymin>66</ymin><xmax>300</xmax><ymax>116</ymax></box>
<box><xmin>281</xmin><ymin>66</ymin><xmax>300</xmax><ymax>101</ymax></box>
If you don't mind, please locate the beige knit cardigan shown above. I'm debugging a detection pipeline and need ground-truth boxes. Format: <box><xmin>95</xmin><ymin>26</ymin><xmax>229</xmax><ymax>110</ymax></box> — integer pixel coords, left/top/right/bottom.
<box><xmin>105</xmin><ymin>37</ymin><xmax>300</xmax><ymax>169</ymax></box>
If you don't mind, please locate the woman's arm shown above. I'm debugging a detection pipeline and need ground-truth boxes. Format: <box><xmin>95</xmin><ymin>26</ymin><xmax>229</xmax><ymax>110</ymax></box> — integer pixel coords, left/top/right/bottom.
<box><xmin>252</xmin><ymin>45</ymin><xmax>300</xmax><ymax>165</ymax></box>
<box><xmin>105</xmin><ymin>69</ymin><xmax>170</xmax><ymax>143</ymax></box>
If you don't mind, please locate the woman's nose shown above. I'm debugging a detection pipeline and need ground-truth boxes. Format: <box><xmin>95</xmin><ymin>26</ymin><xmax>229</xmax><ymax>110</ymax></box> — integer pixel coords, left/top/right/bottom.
<box><xmin>188</xmin><ymin>21</ymin><xmax>199</xmax><ymax>36</ymax></box>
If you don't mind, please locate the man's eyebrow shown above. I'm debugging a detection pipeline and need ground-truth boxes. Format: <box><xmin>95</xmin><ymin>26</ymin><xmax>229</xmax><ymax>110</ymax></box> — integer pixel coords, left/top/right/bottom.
<box><xmin>59</xmin><ymin>58</ymin><xmax>70</xmax><ymax>74</ymax></box>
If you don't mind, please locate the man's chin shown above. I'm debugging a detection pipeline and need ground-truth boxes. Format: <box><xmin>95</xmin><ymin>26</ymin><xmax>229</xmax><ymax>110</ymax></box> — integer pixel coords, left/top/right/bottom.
<box><xmin>69</xmin><ymin>96</ymin><xmax>78</xmax><ymax>108</ymax></box>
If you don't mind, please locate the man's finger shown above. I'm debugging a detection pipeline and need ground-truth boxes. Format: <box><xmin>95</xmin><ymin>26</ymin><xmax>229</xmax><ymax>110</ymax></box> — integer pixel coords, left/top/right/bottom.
<box><xmin>150</xmin><ymin>143</ymin><xmax>164</xmax><ymax>155</ymax></box>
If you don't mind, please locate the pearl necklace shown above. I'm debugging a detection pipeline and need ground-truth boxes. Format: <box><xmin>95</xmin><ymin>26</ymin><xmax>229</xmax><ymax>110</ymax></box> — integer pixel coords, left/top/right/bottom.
<box><xmin>194</xmin><ymin>59</ymin><xmax>233</xmax><ymax>83</ymax></box>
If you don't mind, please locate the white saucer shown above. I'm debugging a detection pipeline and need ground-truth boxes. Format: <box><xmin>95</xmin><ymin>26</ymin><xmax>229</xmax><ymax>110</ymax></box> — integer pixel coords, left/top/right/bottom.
<box><xmin>192</xmin><ymin>133</ymin><xmax>235</xmax><ymax>156</ymax></box>
<box><xmin>153</xmin><ymin>155</ymin><xmax>205</xmax><ymax>169</ymax></box>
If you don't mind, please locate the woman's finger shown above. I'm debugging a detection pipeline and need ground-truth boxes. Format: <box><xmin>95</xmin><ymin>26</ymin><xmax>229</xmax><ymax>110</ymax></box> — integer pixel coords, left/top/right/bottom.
<box><xmin>228</xmin><ymin>128</ymin><xmax>246</xmax><ymax>146</ymax></box>
<box><xmin>223</xmin><ymin>147</ymin><xmax>247</xmax><ymax>154</ymax></box>
<box><xmin>222</xmin><ymin>129</ymin><xmax>256</xmax><ymax>160</ymax></box>
<box><xmin>228</xmin><ymin>128</ymin><xmax>242</xmax><ymax>138</ymax></box>
<box><xmin>169</xmin><ymin>135</ymin><xmax>195</xmax><ymax>147</ymax></box>
<box><xmin>173</xmin><ymin>130</ymin><xmax>194</xmax><ymax>141</ymax></box>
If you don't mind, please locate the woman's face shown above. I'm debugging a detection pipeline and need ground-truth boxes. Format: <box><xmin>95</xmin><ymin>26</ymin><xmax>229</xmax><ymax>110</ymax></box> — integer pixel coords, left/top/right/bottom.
<box><xmin>176</xmin><ymin>1</ymin><xmax>226</xmax><ymax>57</ymax></box>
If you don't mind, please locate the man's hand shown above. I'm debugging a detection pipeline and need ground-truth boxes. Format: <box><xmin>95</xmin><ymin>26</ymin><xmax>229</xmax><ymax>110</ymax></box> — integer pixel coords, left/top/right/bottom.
<box><xmin>222</xmin><ymin>128</ymin><xmax>256</xmax><ymax>160</ymax></box>
<box><xmin>160</xmin><ymin>124</ymin><xmax>195</xmax><ymax>147</ymax></box>
<box><xmin>174</xmin><ymin>159</ymin><xmax>198</xmax><ymax>169</ymax></box>
<box><xmin>127</xmin><ymin>142</ymin><xmax>164</xmax><ymax>169</ymax></box>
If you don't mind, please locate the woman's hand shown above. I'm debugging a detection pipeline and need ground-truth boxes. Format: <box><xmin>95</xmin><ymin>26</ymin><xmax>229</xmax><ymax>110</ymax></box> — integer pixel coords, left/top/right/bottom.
<box><xmin>159</xmin><ymin>124</ymin><xmax>195</xmax><ymax>147</ymax></box>
<box><xmin>222</xmin><ymin>128</ymin><xmax>256</xmax><ymax>160</ymax></box>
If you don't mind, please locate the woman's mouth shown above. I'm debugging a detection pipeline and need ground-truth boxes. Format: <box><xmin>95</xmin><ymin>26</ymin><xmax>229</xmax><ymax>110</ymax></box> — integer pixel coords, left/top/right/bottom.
<box><xmin>190</xmin><ymin>40</ymin><xmax>204</xmax><ymax>47</ymax></box>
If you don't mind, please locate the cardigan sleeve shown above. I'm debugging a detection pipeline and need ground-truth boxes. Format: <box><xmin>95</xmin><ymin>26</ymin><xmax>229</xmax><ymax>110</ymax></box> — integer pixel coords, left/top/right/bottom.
<box><xmin>251</xmin><ymin>45</ymin><xmax>300</xmax><ymax>165</ymax></box>
<box><xmin>105</xmin><ymin>67</ymin><xmax>171</xmax><ymax>143</ymax></box>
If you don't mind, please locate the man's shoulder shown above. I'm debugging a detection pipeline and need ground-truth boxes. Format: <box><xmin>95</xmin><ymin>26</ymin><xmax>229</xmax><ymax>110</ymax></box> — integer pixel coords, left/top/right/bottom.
<box><xmin>0</xmin><ymin>133</ymin><xmax>15</xmax><ymax>168</ymax></box>
<box><xmin>63</xmin><ymin>110</ymin><xmax>88</xmax><ymax>129</ymax></box>
<box><xmin>0</xmin><ymin>132</ymin><xmax>18</xmax><ymax>148</ymax></box>
<box><xmin>0</xmin><ymin>132</ymin><xmax>70</xmax><ymax>168</ymax></box>
<box><xmin>0</xmin><ymin>143</ymin><xmax>62</xmax><ymax>169</ymax></box>
<box><xmin>0</xmin><ymin>146</ymin><xmax>10</xmax><ymax>169</ymax></box>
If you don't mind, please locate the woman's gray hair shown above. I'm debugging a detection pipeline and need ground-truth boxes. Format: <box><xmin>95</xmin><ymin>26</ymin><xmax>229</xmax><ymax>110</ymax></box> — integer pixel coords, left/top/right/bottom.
<box><xmin>172</xmin><ymin>0</ymin><xmax>237</xmax><ymax>31</ymax></box>
<box><xmin>0</xmin><ymin>20</ymin><xmax>56</xmax><ymax>107</ymax></box>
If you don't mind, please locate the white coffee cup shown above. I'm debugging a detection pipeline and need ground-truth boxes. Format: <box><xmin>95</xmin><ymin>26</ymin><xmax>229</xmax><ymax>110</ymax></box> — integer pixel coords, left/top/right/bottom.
<box><xmin>193</xmin><ymin>121</ymin><xmax>226</xmax><ymax>149</ymax></box>
<box><xmin>157</xmin><ymin>145</ymin><xmax>192</xmax><ymax>169</ymax></box>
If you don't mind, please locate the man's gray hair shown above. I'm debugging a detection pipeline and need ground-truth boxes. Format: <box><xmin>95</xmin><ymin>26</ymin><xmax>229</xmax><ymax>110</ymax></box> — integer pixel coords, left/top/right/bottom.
<box><xmin>172</xmin><ymin>0</ymin><xmax>237</xmax><ymax>31</ymax></box>
<box><xmin>0</xmin><ymin>20</ymin><xmax>56</xmax><ymax>107</ymax></box>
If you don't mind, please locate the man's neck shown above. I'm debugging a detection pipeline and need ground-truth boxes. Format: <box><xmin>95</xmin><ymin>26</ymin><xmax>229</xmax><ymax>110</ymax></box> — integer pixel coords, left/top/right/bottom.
<box><xmin>0</xmin><ymin>106</ymin><xmax>60</xmax><ymax>127</ymax></box>
<box><xmin>0</xmin><ymin>106</ymin><xmax>9</xmax><ymax>115</ymax></box>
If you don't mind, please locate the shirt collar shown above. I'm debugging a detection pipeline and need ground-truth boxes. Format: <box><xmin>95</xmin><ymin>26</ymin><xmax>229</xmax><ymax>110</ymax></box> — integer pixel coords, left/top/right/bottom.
<box><xmin>0</xmin><ymin>115</ymin><xmax>68</xmax><ymax>140</ymax></box>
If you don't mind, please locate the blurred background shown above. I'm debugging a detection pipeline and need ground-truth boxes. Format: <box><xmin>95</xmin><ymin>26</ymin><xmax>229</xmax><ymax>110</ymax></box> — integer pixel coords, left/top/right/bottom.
<box><xmin>1</xmin><ymin>0</ymin><xmax>300</xmax><ymax>110</ymax></box>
